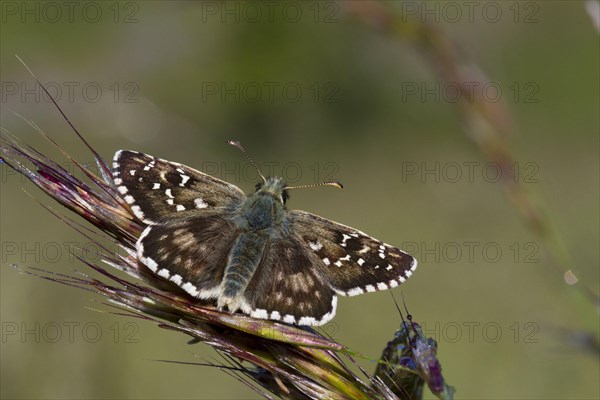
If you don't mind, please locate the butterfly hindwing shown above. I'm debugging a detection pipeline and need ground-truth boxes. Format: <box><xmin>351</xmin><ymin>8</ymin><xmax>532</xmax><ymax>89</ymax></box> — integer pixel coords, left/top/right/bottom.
<box><xmin>137</xmin><ymin>212</ymin><xmax>240</xmax><ymax>299</ymax></box>
<box><xmin>243</xmin><ymin>237</ymin><xmax>337</xmax><ymax>325</ymax></box>
<box><xmin>289</xmin><ymin>210</ymin><xmax>417</xmax><ymax>296</ymax></box>
<box><xmin>112</xmin><ymin>150</ymin><xmax>245</xmax><ymax>224</ymax></box>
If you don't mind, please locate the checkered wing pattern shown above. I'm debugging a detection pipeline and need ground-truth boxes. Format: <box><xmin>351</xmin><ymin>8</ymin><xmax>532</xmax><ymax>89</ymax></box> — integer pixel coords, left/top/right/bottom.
<box><xmin>136</xmin><ymin>213</ymin><xmax>240</xmax><ymax>299</ymax></box>
<box><xmin>289</xmin><ymin>210</ymin><xmax>417</xmax><ymax>297</ymax></box>
<box><xmin>112</xmin><ymin>150</ymin><xmax>245</xmax><ymax>225</ymax></box>
<box><xmin>243</xmin><ymin>237</ymin><xmax>337</xmax><ymax>326</ymax></box>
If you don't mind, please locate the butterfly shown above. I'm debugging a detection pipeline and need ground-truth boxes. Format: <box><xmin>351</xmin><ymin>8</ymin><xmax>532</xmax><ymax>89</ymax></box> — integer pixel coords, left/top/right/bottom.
<box><xmin>111</xmin><ymin>141</ymin><xmax>417</xmax><ymax>326</ymax></box>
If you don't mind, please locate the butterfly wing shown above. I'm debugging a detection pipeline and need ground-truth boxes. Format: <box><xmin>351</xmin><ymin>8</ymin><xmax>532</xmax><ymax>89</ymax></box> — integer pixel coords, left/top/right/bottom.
<box><xmin>112</xmin><ymin>150</ymin><xmax>246</xmax><ymax>225</ymax></box>
<box><xmin>137</xmin><ymin>212</ymin><xmax>240</xmax><ymax>299</ymax></box>
<box><xmin>242</xmin><ymin>237</ymin><xmax>337</xmax><ymax>326</ymax></box>
<box><xmin>289</xmin><ymin>210</ymin><xmax>417</xmax><ymax>296</ymax></box>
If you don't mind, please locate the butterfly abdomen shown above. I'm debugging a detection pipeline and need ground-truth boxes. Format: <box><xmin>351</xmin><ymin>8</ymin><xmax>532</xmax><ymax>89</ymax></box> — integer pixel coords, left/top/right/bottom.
<box><xmin>221</xmin><ymin>232</ymin><xmax>267</xmax><ymax>308</ymax></box>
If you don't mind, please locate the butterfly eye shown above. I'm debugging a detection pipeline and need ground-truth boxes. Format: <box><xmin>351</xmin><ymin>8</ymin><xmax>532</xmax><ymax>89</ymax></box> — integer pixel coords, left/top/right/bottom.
<box><xmin>255</xmin><ymin>182</ymin><xmax>263</xmax><ymax>192</ymax></box>
<box><xmin>281</xmin><ymin>190</ymin><xmax>289</xmax><ymax>204</ymax></box>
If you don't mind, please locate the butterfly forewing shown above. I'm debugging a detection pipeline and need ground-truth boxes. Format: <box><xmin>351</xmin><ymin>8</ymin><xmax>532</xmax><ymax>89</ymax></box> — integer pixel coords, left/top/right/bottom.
<box><xmin>289</xmin><ymin>210</ymin><xmax>417</xmax><ymax>296</ymax></box>
<box><xmin>243</xmin><ymin>238</ymin><xmax>337</xmax><ymax>325</ymax></box>
<box><xmin>112</xmin><ymin>150</ymin><xmax>245</xmax><ymax>224</ymax></box>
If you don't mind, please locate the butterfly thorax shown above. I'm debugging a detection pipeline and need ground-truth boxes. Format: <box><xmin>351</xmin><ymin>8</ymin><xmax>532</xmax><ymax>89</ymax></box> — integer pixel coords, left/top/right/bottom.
<box><xmin>239</xmin><ymin>176</ymin><xmax>288</xmax><ymax>232</ymax></box>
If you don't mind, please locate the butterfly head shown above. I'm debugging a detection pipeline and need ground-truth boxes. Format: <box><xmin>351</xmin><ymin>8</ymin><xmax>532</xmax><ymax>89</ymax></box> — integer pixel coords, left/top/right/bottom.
<box><xmin>256</xmin><ymin>176</ymin><xmax>289</xmax><ymax>204</ymax></box>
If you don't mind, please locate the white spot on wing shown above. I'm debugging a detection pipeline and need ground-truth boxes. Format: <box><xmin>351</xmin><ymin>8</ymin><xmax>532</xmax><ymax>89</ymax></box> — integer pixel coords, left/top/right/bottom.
<box><xmin>341</xmin><ymin>233</ymin><xmax>352</xmax><ymax>247</ymax></box>
<box><xmin>347</xmin><ymin>287</ymin><xmax>364</xmax><ymax>296</ymax></box>
<box><xmin>142</xmin><ymin>160</ymin><xmax>156</xmax><ymax>172</ymax></box>
<box><xmin>182</xmin><ymin>282</ymin><xmax>199</xmax><ymax>297</ymax></box>
<box><xmin>365</xmin><ymin>284</ymin><xmax>376</xmax><ymax>292</ymax></box>
<box><xmin>194</xmin><ymin>198</ymin><xmax>208</xmax><ymax>209</ymax></box>
<box><xmin>298</xmin><ymin>316</ymin><xmax>317</xmax><ymax>325</ymax></box>
<box><xmin>377</xmin><ymin>282</ymin><xmax>388</xmax><ymax>290</ymax></box>
<box><xmin>322</xmin><ymin>257</ymin><xmax>330</xmax><ymax>266</ymax></box>
<box><xmin>358</xmin><ymin>258</ymin><xmax>365</xmax><ymax>266</ymax></box>
<box><xmin>124</xmin><ymin>195</ymin><xmax>135</xmax><ymax>204</ymax></box>
<box><xmin>251</xmin><ymin>308</ymin><xmax>269</xmax><ymax>319</ymax></box>
<box><xmin>145</xmin><ymin>257</ymin><xmax>159</xmax><ymax>272</ymax></box>
<box><xmin>118</xmin><ymin>185</ymin><xmax>128</xmax><ymax>195</ymax></box>
<box><xmin>152</xmin><ymin>183</ymin><xmax>160</xmax><ymax>190</ymax></box>
<box><xmin>283</xmin><ymin>315</ymin><xmax>296</xmax><ymax>324</ymax></box>
<box><xmin>157</xmin><ymin>268</ymin><xmax>170</xmax><ymax>278</ymax></box>
<box><xmin>270</xmin><ymin>311</ymin><xmax>281</xmax><ymax>320</ymax></box>
<box><xmin>165</xmin><ymin>188</ymin><xmax>174</xmax><ymax>198</ymax></box>
<box><xmin>308</xmin><ymin>241</ymin><xmax>323</xmax><ymax>251</ymax></box>
<box><xmin>180</xmin><ymin>174</ymin><xmax>190</xmax><ymax>187</ymax></box>
<box><xmin>131</xmin><ymin>205</ymin><xmax>145</xmax><ymax>220</ymax></box>
<box><xmin>176</xmin><ymin>204</ymin><xmax>185</xmax><ymax>211</ymax></box>
<box><xmin>170</xmin><ymin>274</ymin><xmax>183</xmax><ymax>285</ymax></box>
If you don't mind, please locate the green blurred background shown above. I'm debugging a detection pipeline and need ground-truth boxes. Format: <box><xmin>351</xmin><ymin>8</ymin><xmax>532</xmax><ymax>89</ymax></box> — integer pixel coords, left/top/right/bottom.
<box><xmin>1</xmin><ymin>1</ymin><xmax>598</xmax><ymax>399</ymax></box>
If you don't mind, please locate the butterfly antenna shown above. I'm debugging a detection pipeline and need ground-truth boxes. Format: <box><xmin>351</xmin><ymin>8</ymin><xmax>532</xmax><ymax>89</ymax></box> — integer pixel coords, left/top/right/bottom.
<box><xmin>227</xmin><ymin>140</ymin><xmax>266</xmax><ymax>183</ymax></box>
<box><xmin>401</xmin><ymin>292</ymin><xmax>420</xmax><ymax>338</ymax></box>
<box><xmin>285</xmin><ymin>181</ymin><xmax>344</xmax><ymax>190</ymax></box>
<box><xmin>389</xmin><ymin>290</ymin><xmax>406</xmax><ymax>323</ymax></box>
